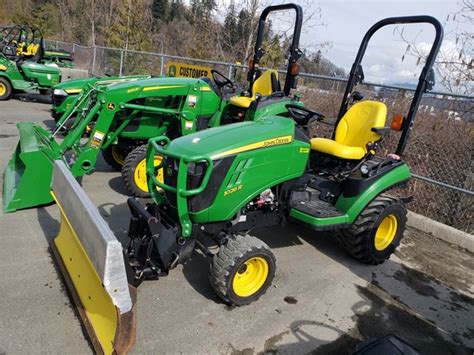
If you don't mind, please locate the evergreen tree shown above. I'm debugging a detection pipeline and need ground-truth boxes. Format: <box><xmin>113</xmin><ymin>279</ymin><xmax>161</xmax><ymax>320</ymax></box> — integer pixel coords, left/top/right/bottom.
<box><xmin>168</xmin><ymin>0</ymin><xmax>183</xmax><ymax>22</ymax></box>
<box><xmin>223</xmin><ymin>1</ymin><xmax>237</xmax><ymax>49</ymax></box>
<box><xmin>152</xmin><ymin>0</ymin><xmax>168</xmax><ymax>23</ymax></box>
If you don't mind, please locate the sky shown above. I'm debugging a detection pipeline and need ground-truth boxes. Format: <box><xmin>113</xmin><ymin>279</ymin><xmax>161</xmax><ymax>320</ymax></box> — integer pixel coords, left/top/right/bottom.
<box><xmin>303</xmin><ymin>0</ymin><xmax>463</xmax><ymax>85</ymax></box>
<box><xmin>217</xmin><ymin>0</ymin><xmax>469</xmax><ymax>87</ymax></box>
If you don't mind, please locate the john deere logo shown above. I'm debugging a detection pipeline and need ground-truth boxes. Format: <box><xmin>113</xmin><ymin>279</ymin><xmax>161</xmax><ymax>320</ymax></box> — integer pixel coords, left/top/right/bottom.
<box><xmin>168</xmin><ymin>65</ymin><xmax>177</xmax><ymax>77</ymax></box>
<box><xmin>107</xmin><ymin>103</ymin><xmax>115</xmax><ymax>110</ymax></box>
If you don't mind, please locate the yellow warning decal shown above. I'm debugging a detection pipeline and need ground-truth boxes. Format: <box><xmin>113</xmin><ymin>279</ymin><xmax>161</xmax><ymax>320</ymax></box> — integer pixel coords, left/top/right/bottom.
<box><xmin>167</xmin><ymin>61</ymin><xmax>212</xmax><ymax>79</ymax></box>
<box><xmin>299</xmin><ymin>147</ymin><xmax>310</xmax><ymax>153</ymax></box>
<box><xmin>90</xmin><ymin>130</ymin><xmax>105</xmax><ymax>149</ymax></box>
<box><xmin>213</xmin><ymin>135</ymin><xmax>293</xmax><ymax>159</ymax></box>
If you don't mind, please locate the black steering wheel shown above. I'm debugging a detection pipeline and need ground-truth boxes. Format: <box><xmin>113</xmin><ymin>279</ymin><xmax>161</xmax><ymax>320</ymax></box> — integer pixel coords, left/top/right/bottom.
<box><xmin>211</xmin><ymin>69</ymin><xmax>234</xmax><ymax>89</ymax></box>
<box><xmin>286</xmin><ymin>104</ymin><xmax>325</xmax><ymax>126</ymax></box>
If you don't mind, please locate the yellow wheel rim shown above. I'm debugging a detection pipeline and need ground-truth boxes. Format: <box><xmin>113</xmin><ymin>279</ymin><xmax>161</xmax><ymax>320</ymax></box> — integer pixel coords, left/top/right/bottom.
<box><xmin>374</xmin><ymin>214</ymin><xmax>398</xmax><ymax>251</ymax></box>
<box><xmin>133</xmin><ymin>156</ymin><xmax>163</xmax><ymax>193</ymax></box>
<box><xmin>232</xmin><ymin>256</ymin><xmax>269</xmax><ymax>298</ymax></box>
<box><xmin>0</xmin><ymin>83</ymin><xmax>6</xmax><ymax>96</ymax></box>
<box><xmin>111</xmin><ymin>146</ymin><xmax>124</xmax><ymax>165</ymax></box>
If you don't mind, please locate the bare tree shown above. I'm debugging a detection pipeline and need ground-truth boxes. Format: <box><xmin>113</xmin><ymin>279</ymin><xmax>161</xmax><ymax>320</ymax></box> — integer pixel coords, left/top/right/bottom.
<box><xmin>397</xmin><ymin>0</ymin><xmax>473</xmax><ymax>95</ymax></box>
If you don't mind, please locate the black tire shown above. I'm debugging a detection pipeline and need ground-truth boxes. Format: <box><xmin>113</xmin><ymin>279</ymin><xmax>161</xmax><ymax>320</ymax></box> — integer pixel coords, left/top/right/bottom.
<box><xmin>209</xmin><ymin>234</ymin><xmax>276</xmax><ymax>306</ymax></box>
<box><xmin>339</xmin><ymin>194</ymin><xmax>407</xmax><ymax>265</ymax></box>
<box><xmin>122</xmin><ymin>145</ymin><xmax>151</xmax><ymax>198</ymax></box>
<box><xmin>0</xmin><ymin>77</ymin><xmax>12</xmax><ymax>100</ymax></box>
<box><xmin>102</xmin><ymin>145</ymin><xmax>126</xmax><ymax>171</ymax></box>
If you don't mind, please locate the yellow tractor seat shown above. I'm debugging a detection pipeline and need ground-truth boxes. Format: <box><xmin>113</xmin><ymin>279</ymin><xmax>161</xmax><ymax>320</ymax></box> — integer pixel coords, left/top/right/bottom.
<box><xmin>25</xmin><ymin>43</ymin><xmax>40</xmax><ymax>56</ymax></box>
<box><xmin>310</xmin><ymin>100</ymin><xmax>387</xmax><ymax>160</ymax></box>
<box><xmin>230</xmin><ymin>69</ymin><xmax>279</xmax><ymax>108</ymax></box>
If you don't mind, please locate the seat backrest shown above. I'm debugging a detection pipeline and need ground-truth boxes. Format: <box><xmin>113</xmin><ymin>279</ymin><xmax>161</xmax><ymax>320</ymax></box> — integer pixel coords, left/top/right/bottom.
<box><xmin>251</xmin><ymin>69</ymin><xmax>279</xmax><ymax>98</ymax></box>
<box><xmin>335</xmin><ymin>100</ymin><xmax>387</xmax><ymax>151</ymax></box>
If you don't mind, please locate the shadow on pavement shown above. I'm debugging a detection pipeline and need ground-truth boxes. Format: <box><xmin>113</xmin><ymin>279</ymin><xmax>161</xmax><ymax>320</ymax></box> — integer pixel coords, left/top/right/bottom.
<box><xmin>88</xmin><ymin>197</ymin><xmax>474</xmax><ymax>353</ymax></box>
<box><xmin>13</xmin><ymin>93</ymin><xmax>52</xmax><ymax>104</ymax></box>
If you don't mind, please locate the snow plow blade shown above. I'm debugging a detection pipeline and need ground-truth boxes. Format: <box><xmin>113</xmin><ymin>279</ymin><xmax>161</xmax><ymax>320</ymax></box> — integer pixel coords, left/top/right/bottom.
<box><xmin>51</xmin><ymin>160</ymin><xmax>136</xmax><ymax>354</ymax></box>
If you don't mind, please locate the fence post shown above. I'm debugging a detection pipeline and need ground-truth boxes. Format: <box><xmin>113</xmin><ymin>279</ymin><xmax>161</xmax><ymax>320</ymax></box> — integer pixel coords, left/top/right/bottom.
<box><xmin>56</xmin><ymin>40</ymin><xmax>59</xmax><ymax>50</ymax></box>
<box><xmin>228</xmin><ymin>65</ymin><xmax>233</xmax><ymax>80</ymax></box>
<box><xmin>92</xmin><ymin>47</ymin><xmax>97</xmax><ymax>75</ymax></box>
<box><xmin>119</xmin><ymin>50</ymin><xmax>124</xmax><ymax>76</ymax></box>
<box><xmin>160</xmin><ymin>55</ymin><xmax>164</xmax><ymax>76</ymax></box>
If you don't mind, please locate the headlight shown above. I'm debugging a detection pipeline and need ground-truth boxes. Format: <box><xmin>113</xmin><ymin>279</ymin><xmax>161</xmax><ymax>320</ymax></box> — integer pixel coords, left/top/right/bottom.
<box><xmin>53</xmin><ymin>89</ymin><xmax>68</xmax><ymax>96</ymax></box>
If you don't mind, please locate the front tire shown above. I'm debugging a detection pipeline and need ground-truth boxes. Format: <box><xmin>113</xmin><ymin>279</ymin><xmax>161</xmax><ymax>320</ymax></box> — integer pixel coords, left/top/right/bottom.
<box><xmin>121</xmin><ymin>145</ymin><xmax>163</xmax><ymax>198</ymax></box>
<box><xmin>102</xmin><ymin>145</ymin><xmax>126</xmax><ymax>171</ymax></box>
<box><xmin>0</xmin><ymin>78</ymin><xmax>12</xmax><ymax>100</ymax></box>
<box><xmin>209</xmin><ymin>234</ymin><xmax>276</xmax><ymax>306</ymax></box>
<box><xmin>339</xmin><ymin>194</ymin><xmax>407</xmax><ymax>265</ymax></box>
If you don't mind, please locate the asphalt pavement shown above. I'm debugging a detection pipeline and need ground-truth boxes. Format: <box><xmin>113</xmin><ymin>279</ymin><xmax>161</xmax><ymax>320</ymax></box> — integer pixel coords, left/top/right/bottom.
<box><xmin>0</xmin><ymin>98</ymin><xmax>472</xmax><ymax>354</ymax></box>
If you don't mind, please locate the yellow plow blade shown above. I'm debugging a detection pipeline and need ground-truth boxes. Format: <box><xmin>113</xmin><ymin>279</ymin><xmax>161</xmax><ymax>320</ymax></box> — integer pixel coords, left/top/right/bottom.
<box><xmin>51</xmin><ymin>160</ymin><xmax>136</xmax><ymax>354</ymax></box>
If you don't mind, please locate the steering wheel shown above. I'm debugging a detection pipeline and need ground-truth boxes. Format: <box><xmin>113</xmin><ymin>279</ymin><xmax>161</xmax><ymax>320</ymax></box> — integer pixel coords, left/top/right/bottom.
<box><xmin>286</xmin><ymin>104</ymin><xmax>325</xmax><ymax>126</ymax></box>
<box><xmin>211</xmin><ymin>69</ymin><xmax>234</xmax><ymax>89</ymax></box>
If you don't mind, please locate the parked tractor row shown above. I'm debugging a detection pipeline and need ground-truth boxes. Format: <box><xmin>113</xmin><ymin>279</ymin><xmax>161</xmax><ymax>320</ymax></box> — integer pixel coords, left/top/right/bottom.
<box><xmin>1</xmin><ymin>5</ymin><xmax>443</xmax><ymax>354</ymax></box>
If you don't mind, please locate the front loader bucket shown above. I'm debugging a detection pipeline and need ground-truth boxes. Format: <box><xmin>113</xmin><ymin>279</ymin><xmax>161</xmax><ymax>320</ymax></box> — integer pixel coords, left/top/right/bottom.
<box><xmin>3</xmin><ymin>122</ymin><xmax>59</xmax><ymax>212</ymax></box>
<box><xmin>51</xmin><ymin>160</ymin><xmax>136</xmax><ymax>354</ymax></box>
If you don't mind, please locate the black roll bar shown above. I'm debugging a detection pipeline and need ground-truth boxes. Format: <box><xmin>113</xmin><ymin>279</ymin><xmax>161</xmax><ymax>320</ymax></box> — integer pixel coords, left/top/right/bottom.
<box><xmin>248</xmin><ymin>3</ymin><xmax>303</xmax><ymax>96</ymax></box>
<box><xmin>335</xmin><ymin>16</ymin><xmax>443</xmax><ymax>155</ymax></box>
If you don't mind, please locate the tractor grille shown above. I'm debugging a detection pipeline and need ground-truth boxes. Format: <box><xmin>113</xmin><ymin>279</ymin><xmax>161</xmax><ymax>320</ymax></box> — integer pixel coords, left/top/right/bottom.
<box><xmin>52</xmin><ymin>94</ymin><xmax>67</xmax><ymax>107</ymax></box>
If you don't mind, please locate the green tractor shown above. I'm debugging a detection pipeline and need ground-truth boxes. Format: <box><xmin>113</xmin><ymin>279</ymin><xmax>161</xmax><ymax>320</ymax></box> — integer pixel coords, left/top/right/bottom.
<box><xmin>3</xmin><ymin>4</ymin><xmax>304</xmax><ymax>212</ymax></box>
<box><xmin>0</xmin><ymin>25</ymin><xmax>74</xmax><ymax>67</ymax></box>
<box><xmin>124</xmin><ymin>16</ymin><xmax>443</xmax><ymax>306</ymax></box>
<box><xmin>0</xmin><ymin>25</ymin><xmax>61</xmax><ymax>99</ymax></box>
<box><xmin>51</xmin><ymin>74</ymin><xmax>152</xmax><ymax>121</ymax></box>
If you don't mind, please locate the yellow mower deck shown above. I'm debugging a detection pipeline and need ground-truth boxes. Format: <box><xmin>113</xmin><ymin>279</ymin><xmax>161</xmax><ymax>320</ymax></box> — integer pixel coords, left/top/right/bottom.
<box><xmin>51</xmin><ymin>161</ymin><xmax>136</xmax><ymax>354</ymax></box>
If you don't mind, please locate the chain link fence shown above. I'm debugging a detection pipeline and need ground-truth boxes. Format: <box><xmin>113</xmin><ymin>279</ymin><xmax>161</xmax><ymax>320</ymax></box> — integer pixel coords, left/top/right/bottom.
<box><xmin>45</xmin><ymin>40</ymin><xmax>474</xmax><ymax>234</ymax></box>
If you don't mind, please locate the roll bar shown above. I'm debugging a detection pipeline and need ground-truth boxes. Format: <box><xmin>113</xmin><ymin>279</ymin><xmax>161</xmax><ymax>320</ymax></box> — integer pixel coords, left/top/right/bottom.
<box><xmin>335</xmin><ymin>16</ymin><xmax>443</xmax><ymax>155</ymax></box>
<box><xmin>248</xmin><ymin>3</ymin><xmax>303</xmax><ymax>96</ymax></box>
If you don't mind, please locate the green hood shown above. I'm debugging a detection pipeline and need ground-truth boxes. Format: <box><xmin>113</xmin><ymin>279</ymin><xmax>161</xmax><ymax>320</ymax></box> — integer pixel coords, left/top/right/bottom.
<box><xmin>167</xmin><ymin>116</ymin><xmax>296</xmax><ymax>160</ymax></box>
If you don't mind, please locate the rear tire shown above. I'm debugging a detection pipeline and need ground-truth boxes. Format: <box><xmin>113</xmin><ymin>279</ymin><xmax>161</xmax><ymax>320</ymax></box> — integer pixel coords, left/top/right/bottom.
<box><xmin>102</xmin><ymin>145</ymin><xmax>126</xmax><ymax>171</ymax></box>
<box><xmin>339</xmin><ymin>194</ymin><xmax>407</xmax><ymax>265</ymax></box>
<box><xmin>209</xmin><ymin>234</ymin><xmax>276</xmax><ymax>306</ymax></box>
<box><xmin>122</xmin><ymin>145</ymin><xmax>163</xmax><ymax>198</ymax></box>
<box><xmin>0</xmin><ymin>78</ymin><xmax>12</xmax><ymax>100</ymax></box>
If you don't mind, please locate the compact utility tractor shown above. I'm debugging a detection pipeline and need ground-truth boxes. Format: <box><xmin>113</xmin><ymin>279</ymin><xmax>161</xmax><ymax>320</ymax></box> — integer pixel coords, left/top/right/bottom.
<box><xmin>126</xmin><ymin>15</ymin><xmax>442</xmax><ymax>303</ymax></box>
<box><xmin>51</xmin><ymin>74</ymin><xmax>151</xmax><ymax>121</ymax></box>
<box><xmin>3</xmin><ymin>3</ymin><xmax>305</xmax><ymax>212</ymax></box>
<box><xmin>47</xmin><ymin>14</ymin><xmax>442</xmax><ymax>354</ymax></box>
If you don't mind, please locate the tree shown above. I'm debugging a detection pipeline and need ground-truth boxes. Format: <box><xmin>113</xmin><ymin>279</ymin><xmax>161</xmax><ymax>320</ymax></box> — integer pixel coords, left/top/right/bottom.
<box><xmin>152</xmin><ymin>0</ymin><xmax>168</xmax><ymax>23</ymax></box>
<box><xmin>398</xmin><ymin>0</ymin><xmax>473</xmax><ymax>94</ymax></box>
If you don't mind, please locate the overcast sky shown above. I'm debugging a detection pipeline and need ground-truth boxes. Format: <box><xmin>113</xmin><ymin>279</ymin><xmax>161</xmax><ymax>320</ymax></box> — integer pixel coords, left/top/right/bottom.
<box><xmin>301</xmin><ymin>0</ymin><xmax>463</xmax><ymax>85</ymax></box>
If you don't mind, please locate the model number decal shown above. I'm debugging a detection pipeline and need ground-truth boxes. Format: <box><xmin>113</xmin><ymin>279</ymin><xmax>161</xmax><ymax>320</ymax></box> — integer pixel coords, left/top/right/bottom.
<box><xmin>224</xmin><ymin>184</ymin><xmax>243</xmax><ymax>196</ymax></box>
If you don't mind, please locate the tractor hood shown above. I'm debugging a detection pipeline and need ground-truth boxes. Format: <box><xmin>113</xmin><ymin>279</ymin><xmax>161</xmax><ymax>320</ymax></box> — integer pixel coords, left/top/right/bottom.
<box><xmin>20</xmin><ymin>61</ymin><xmax>61</xmax><ymax>87</ymax></box>
<box><xmin>106</xmin><ymin>76</ymin><xmax>205</xmax><ymax>95</ymax></box>
<box><xmin>167</xmin><ymin>116</ymin><xmax>297</xmax><ymax>160</ymax></box>
<box><xmin>20</xmin><ymin>61</ymin><xmax>61</xmax><ymax>75</ymax></box>
<box><xmin>54</xmin><ymin>74</ymin><xmax>151</xmax><ymax>94</ymax></box>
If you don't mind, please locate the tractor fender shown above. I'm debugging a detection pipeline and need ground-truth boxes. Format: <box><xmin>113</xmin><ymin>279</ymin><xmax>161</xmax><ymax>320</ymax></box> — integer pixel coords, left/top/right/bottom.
<box><xmin>335</xmin><ymin>163</ymin><xmax>411</xmax><ymax>223</ymax></box>
<box><xmin>51</xmin><ymin>160</ymin><xmax>136</xmax><ymax>354</ymax></box>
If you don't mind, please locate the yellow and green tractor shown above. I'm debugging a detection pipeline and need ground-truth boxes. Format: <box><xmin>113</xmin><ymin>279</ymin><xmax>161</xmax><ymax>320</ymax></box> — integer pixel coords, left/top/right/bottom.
<box><xmin>47</xmin><ymin>13</ymin><xmax>443</xmax><ymax>353</ymax></box>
